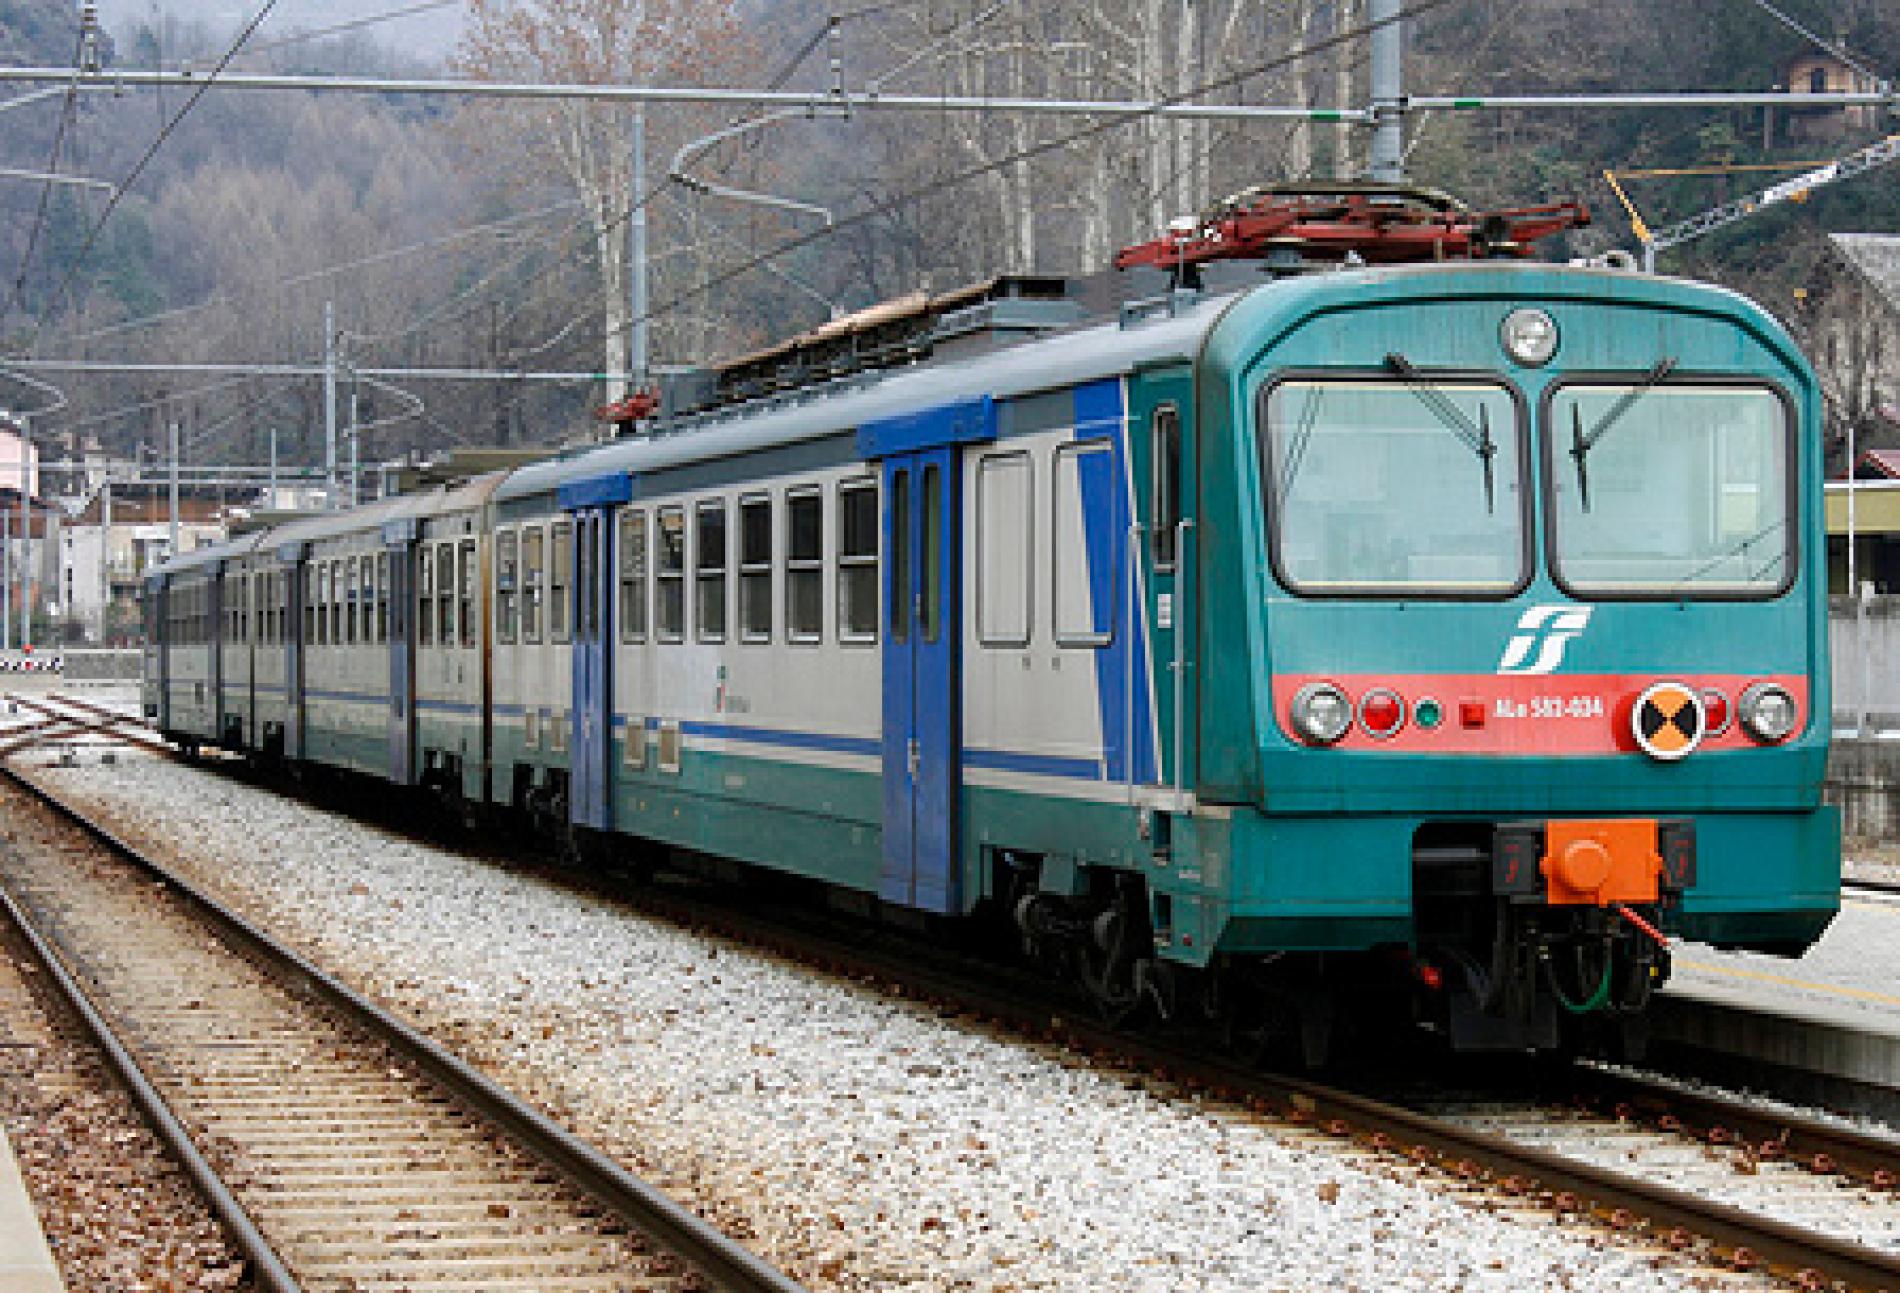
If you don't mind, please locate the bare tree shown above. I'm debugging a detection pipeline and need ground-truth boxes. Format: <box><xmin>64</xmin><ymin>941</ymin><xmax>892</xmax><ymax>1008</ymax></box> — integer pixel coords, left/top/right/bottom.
<box><xmin>456</xmin><ymin>0</ymin><xmax>753</xmax><ymax>399</ymax></box>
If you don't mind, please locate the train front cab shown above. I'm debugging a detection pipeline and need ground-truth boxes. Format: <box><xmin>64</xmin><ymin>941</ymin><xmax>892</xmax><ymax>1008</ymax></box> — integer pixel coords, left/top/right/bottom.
<box><xmin>1178</xmin><ymin>264</ymin><xmax>1839</xmax><ymax>1052</ymax></box>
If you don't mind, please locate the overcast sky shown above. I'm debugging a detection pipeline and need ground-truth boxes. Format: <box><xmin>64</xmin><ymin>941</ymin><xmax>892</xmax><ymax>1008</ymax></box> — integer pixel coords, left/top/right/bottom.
<box><xmin>95</xmin><ymin>1</ymin><xmax>467</xmax><ymax>64</ymax></box>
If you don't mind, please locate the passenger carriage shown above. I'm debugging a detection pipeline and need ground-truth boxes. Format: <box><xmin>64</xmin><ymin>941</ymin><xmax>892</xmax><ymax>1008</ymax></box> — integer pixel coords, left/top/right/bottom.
<box><xmin>143</xmin><ymin>188</ymin><xmax>1840</xmax><ymax>1056</ymax></box>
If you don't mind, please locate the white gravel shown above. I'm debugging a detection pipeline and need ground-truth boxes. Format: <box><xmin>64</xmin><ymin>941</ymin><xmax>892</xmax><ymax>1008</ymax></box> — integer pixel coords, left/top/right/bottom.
<box><xmin>32</xmin><ymin>746</ymin><xmax>1722</xmax><ymax>1292</ymax></box>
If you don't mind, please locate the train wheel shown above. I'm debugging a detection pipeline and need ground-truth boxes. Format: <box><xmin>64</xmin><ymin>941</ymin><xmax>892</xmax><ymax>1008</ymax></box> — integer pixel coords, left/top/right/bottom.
<box><xmin>1078</xmin><ymin>882</ymin><xmax>1150</xmax><ymax>1027</ymax></box>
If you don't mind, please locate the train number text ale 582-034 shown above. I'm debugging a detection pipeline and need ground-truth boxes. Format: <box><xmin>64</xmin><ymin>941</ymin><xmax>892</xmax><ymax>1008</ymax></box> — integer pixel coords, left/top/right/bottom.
<box><xmin>1497</xmin><ymin>694</ymin><xmax>1607</xmax><ymax>721</ymax></box>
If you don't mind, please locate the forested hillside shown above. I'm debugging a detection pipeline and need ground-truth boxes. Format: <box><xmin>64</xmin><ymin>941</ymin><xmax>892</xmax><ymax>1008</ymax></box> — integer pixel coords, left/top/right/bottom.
<box><xmin>0</xmin><ymin>0</ymin><xmax>1894</xmax><ymax>472</ymax></box>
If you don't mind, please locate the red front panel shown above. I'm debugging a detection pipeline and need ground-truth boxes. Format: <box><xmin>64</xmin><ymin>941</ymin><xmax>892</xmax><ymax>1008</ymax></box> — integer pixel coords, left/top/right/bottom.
<box><xmin>1273</xmin><ymin>672</ymin><xmax>1808</xmax><ymax>755</ymax></box>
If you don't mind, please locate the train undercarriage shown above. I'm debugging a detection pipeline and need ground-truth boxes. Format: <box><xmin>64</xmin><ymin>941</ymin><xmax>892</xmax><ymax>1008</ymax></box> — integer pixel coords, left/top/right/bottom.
<box><xmin>1004</xmin><ymin>817</ymin><xmax>1691</xmax><ymax>1065</ymax></box>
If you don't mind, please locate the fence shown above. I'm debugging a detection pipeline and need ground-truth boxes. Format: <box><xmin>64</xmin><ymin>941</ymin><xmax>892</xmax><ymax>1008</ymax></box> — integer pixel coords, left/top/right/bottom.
<box><xmin>1829</xmin><ymin>595</ymin><xmax>1900</xmax><ymax>735</ymax></box>
<box><xmin>0</xmin><ymin>648</ymin><xmax>141</xmax><ymax>686</ymax></box>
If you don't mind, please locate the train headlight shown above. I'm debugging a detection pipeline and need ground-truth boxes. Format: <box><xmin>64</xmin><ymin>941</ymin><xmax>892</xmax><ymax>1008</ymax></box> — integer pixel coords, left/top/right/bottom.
<box><xmin>1290</xmin><ymin>682</ymin><xmax>1353</xmax><ymax>745</ymax></box>
<box><xmin>1738</xmin><ymin>682</ymin><xmax>1798</xmax><ymax>743</ymax></box>
<box><xmin>1500</xmin><ymin>308</ymin><xmax>1558</xmax><ymax>366</ymax></box>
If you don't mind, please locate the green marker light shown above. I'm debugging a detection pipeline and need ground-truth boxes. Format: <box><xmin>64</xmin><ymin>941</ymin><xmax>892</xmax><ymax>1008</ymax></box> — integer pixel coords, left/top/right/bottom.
<box><xmin>1415</xmin><ymin>697</ymin><xmax>1443</xmax><ymax>731</ymax></box>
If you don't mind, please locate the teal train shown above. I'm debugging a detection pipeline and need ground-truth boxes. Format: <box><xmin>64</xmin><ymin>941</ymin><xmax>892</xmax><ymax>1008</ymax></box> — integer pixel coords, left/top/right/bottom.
<box><xmin>146</xmin><ymin>189</ymin><xmax>1839</xmax><ymax>1060</ymax></box>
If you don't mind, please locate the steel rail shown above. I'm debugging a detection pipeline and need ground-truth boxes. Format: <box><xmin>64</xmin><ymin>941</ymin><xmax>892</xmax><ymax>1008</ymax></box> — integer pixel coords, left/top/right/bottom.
<box><xmin>5</xmin><ymin>692</ymin><xmax>177</xmax><ymax>757</ymax></box>
<box><xmin>608</xmin><ymin>881</ymin><xmax>1900</xmax><ymax>1292</ymax></box>
<box><xmin>83</xmin><ymin>737</ymin><xmax>1900</xmax><ymax>1289</ymax></box>
<box><xmin>0</xmin><ymin>764</ymin><xmax>810</xmax><ymax>1293</ymax></box>
<box><xmin>0</xmin><ymin>858</ymin><xmax>303</xmax><ymax>1293</ymax></box>
<box><xmin>1569</xmin><ymin>1065</ymin><xmax>1900</xmax><ymax>1189</ymax></box>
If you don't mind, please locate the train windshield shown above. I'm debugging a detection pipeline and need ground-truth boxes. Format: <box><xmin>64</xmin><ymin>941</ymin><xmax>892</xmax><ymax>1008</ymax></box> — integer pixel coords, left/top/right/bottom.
<box><xmin>1264</xmin><ymin>378</ymin><xmax>1525</xmax><ymax>594</ymax></box>
<box><xmin>1548</xmin><ymin>383</ymin><xmax>1792</xmax><ymax>597</ymax></box>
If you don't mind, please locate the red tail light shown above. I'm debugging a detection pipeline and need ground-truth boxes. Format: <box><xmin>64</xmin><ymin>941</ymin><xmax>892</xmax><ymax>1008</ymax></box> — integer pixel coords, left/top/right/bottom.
<box><xmin>1358</xmin><ymin>689</ymin><xmax>1405</xmax><ymax>738</ymax></box>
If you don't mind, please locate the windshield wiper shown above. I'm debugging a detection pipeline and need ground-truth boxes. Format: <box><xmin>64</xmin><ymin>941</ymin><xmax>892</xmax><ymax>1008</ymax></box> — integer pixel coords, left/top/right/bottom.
<box><xmin>1384</xmin><ymin>352</ymin><xmax>1497</xmax><ymax>513</ymax></box>
<box><xmin>1568</xmin><ymin>357</ymin><xmax>1677</xmax><ymax>512</ymax></box>
<box><xmin>1276</xmin><ymin>382</ymin><xmax>1325</xmax><ymax>507</ymax></box>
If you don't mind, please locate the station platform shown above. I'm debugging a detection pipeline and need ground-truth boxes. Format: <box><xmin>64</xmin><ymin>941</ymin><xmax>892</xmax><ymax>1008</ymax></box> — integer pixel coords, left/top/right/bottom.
<box><xmin>0</xmin><ymin>1126</ymin><xmax>64</xmax><ymax>1293</ymax></box>
<box><xmin>1654</xmin><ymin>875</ymin><xmax>1900</xmax><ymax>1117</ymax></box>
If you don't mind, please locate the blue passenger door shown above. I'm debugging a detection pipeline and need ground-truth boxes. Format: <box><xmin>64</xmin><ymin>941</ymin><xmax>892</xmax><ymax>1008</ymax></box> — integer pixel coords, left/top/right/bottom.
<box><xmin>281</xmin><ymin>546</ymin><xmax>305</xmax><ymax>761</ymax></box>
<box><xmin>385</xmin><ymin>523</ymin><xmax>416</xmax><ymax>784</ymax></box>
<box><xmin>569</xmin><ymin>507</ymin><xmax>614</xmax><ymax>832</ymax></box>
<box><xmin>880</xmin><ymin>447</ymin><xmax>961</xmax><ymax>912</ymax></box>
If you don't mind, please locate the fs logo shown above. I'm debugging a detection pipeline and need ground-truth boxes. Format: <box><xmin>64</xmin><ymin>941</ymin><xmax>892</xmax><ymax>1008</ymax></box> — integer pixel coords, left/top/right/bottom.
<box><xmin>1496</xmin><ymin>605</ymin><xmax>1592</xmax><ymax>676</ymax></box>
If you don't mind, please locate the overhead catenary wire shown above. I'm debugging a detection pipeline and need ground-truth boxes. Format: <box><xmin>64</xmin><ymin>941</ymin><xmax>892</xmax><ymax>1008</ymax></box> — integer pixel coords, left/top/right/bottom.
<box><xmin>2</xmin><ymin>22</ymin><xmax>92</xmax><ymax>328</ymax></box>
<box><xmin>611</xmin><ymin>0</ymin><xmax>1459</xmax><ymax>355</ymax></box>
<box><xmin>33</xmin><ymin>0</ymin><xmax>1448</xmax><ymax>455</ymax></box>
<box><xmin>8</xmin><ymin>0</ymin><xmax>285</xmax><ymax>359</ymax></box>
<box><xmin>1738</xmin><ymin>0</ymin><xmax>1889</xmax><ymax>89</ymax></box>
<box><xmin>52</xmin><ymin>198</ymin><xmax>584</xmax><ymax>350</ymax></box>
<box><xmin>241</xmin><ymin>0</ymin><xmax>462</xmax><ymax>58</ymax></box>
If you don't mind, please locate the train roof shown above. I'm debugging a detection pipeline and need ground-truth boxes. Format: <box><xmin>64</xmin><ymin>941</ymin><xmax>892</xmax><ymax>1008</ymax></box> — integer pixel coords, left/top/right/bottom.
<box><xmin>494</xmin><ymin>291</ymin><xmax>1237</xmax><ymax>506</ymax></box>
<box><xmin>262</xmin><ymin>471</ymin><xmax>507</xmax><ymax>555</ymax></box>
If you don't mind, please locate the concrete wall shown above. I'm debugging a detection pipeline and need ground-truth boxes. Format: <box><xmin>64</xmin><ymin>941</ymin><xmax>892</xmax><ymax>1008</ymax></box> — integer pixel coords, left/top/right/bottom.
<box><xmin>1830</xmin><ymin>594</ymin><xmax>1900</xmax><ymax>733</ymax></box>
<box><xmin>1826</xmin><ymin>739</ymin><xmax>1900</xmax><ymax>839</ymax></box>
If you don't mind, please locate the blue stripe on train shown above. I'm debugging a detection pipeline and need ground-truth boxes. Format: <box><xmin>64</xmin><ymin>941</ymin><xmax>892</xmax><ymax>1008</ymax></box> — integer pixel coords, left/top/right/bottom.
<box><xmin>1073</xmin><ymin>377</ymin><xmax>1156</xmax><ymax>786</ymax></box>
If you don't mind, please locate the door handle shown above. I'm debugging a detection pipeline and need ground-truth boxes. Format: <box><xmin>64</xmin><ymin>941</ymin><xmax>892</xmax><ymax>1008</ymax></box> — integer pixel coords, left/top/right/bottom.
<box><xmin>907</xmin><ymin>737</ymin><xmax>920</xmax><ymax>780</ymax></box>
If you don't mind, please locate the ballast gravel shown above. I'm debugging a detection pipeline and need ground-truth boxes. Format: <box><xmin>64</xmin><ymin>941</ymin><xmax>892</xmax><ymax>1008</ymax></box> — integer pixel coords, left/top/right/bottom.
<box><xmin>35</xmin><ymin>748</ymin><xmax>1726</xmax><ymax>1293</ymax></box>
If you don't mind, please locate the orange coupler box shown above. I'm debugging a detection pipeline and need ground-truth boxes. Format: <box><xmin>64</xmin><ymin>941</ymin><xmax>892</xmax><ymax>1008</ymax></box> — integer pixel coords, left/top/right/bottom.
<box><xmin>1541</xmin><ymin>820</ymin><xmax>1663</xmax><ymax>906</ymax></box>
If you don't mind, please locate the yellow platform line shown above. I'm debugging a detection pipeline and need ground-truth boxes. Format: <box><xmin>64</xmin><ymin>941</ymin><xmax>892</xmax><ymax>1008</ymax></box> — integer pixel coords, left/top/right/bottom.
<box><xmin>1676</xmin><ymin>956</ymin><xmax>1900</xmax><ymax>1010</ymax></box>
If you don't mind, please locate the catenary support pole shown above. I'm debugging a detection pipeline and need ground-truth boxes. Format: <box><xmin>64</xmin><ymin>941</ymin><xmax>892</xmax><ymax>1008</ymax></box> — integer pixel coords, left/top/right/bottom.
<box><xmin>1368</xmin><ymin>0</ymin><xmax>1405</xmax><ymax>183</ymax></box>
<box><xmin>168</xmin><ymin>419</ymin><xmax>179</xmax><ymax>561</ymax></box>
<box><xmin>630</xmin><ymin>107</ymin><xmax>649</xmax><ymax>395</ymax></box>
<box><xmin>16</xmin><ymin>417</ymin><xmax>26</xmax><ymax>652</ymax></box>
<box><xmin>324</xmin><ymin>301</ymin><xmax>338</xmax><ymax>509</ymax></box>
<box><xmin>98</xmin><ymin>479</ymin><xmax>110</xmax><ymax>644</ymax></box>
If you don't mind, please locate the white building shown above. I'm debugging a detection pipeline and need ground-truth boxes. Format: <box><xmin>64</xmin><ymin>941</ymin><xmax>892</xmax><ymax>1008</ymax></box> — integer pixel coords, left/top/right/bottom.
<box><xmin>59</xmin><ymin>487</ymin><xmax>229</xmax><ymax>645</ymax></box>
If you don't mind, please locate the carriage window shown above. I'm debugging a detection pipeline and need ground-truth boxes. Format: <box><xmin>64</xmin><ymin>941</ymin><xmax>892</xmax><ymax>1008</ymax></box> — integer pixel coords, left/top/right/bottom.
<box><xmin>620</xmin><ymin>511</ymin><xmax>648</xmax><ymax>644</ymax></box>
<box><xmin>977</xmin><ymin>451</ymin><xmax>1031</xmax><ymax>645</ymax></box>
<box><xmin>1055</xmin><ymin>441</ymin><xmax>1115</xmax><ymax>646</ymax></box>
<box><xmin>890</xmin><ymin>472</ymin><xmax>909</xmax><ymax>645</ymax></box>
<box><xmin>656</xmin><ymin>507</ymin><xmax>686</xmax><ymax>641</ymax></box>
<box><xmin>1548</xmin><ymin>383</ymin><xmax>1791</xmax><ymax>596</ymax></box>
<box><xmin>436</xmin><ymin>541</ymin><xmax>457</xmax><ymax>646</ymax></box>
<box><xmin>739</xmin><ymin>496</ymin><xmax>771</xmax><ymax>642</ymax></box>
<box><xmin>331</xmin><ymin>560</ymin><xmax>344</xmax><ymax>645</ymax></box>
<box><xmin>346</xmin><ymin>558</ymin><xmax>360</xmax><ymax>644</ymax></box>
<box><xmin>922</xmin><ymin>464</ymin><xmax>944</xmax><ymax>644</ymax></box>
<box><xmin>574</xmin><ymin>518</ymin><xmax>594</xmax><ymax>643</ymax></box>
<box><xmin>551</xmin><ymin>521</ymin><xmax>573</xmax><ymax>644</ymax></box>
<box><xmin>522</xmin><ymin>526</ymin><xmax>545</xmax><ymax>643</ymax></box>
<box><xmin>361</xmin><ymin>555</ymin><xmax>375</xmax><ymax>644</ymax></box>
<box><xmin>696</xmin><ymin>500</ymin><xmax>728</xmax><ymax>643</ymax></box>
<box><xmin>785</xmin><ymin>488</ymin><xmax>822</xmax><ymax>643</ymax></box>
<box><xmin>304</xmin><ymin>567</ymin><xmax>316</xmax><ymax>645</ymax></box>
<box><xmin>497</xmin><ymin>529</ymin><xmax>519</xmax><ymax>645</ymax></box>
<box><xmin>1264</xmin><ymin>378</ymin><xmax>1525</xmax><ymax>595</ymax></box>
<box><xmin>838</xmin><ymin>480</ymin><xmax>878</xmax><ymax>643</ymax></box>
<box><xmin>418</xmin><ymin>547</ymin><xmax>435</xmax><ymax>646</ymax></box>
<box><xmin>459</xmin><ymin>538</ymin><xmax>477</xmax><ymax>647</ymax></box>
<box><xmin>1152</xmin><ymin>404</ymin><xmax>1181</xmax><ymax>571</ymax></box>
<box><xmin>376</xmin><ymin>553</ymin><xmax>389</xmax><ymax>643</ymax></box>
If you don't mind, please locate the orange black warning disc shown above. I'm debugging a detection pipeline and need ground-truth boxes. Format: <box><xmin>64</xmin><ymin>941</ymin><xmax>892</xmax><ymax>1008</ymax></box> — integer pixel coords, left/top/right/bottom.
<box><xmin>1632</xmin><ymin>681</ymin><xmax>1704</xmax><ymax>761</ymax></box>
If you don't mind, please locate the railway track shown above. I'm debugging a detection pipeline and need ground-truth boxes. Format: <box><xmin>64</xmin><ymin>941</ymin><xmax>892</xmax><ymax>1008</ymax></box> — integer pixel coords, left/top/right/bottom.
<box><xmin>569</xmin><ymin>868</ymin><xmax>1900</xmax><ymax>1291</ymax></box>
<box><xmin>0</xmin><ymin>755</ymin><xmax>806</xmax><ymax>1293</ymax></box>
<box><xmin>25</xmin><ymin>696</ymin><xmax>1900</xmax><ymax>1290</ymax></box>
<box><xmin>1</xmin><ymin>689</ymin><xmax>177</xmax><ymax>761</ymax></box>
